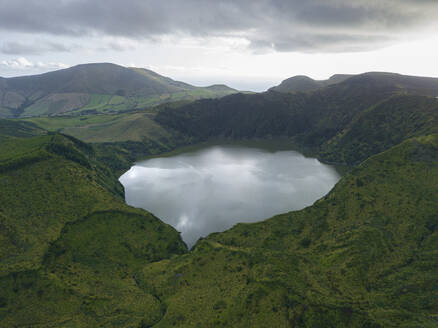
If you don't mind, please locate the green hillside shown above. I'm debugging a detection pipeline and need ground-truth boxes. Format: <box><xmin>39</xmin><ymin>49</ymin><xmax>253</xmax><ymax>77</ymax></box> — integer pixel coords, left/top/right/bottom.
<box><xmin>321</xmin><ymin>95</ymin><xmax>438</xmax><ymax>164</ymax></box>
<box><xmin>0</xmin><ymin>63</ymin><xmax>237</xmax><ymax>118</ymax></box>
<box><xmin>1</xmin><ymin>128</ymin><xmax>437</xmax><ymax>327</ymax></box>
<box><xmin>0</xmin><ymin>119</ymin><xmax>45</xmax><ymax>140</ymax></box>
<box><xmin>0</xmin><ymin>133</ymin><xmax>187</xmax><ymax>326</ymax></box>
<box><xmin>21</xmin><ymin>110</ymin><xmax>195</xmax><ymax>175</ymax></box>
<box><xmin>138</xmin><ymin>135</ymin><xmax>438</xmax><ymax>327</ymax></box>
<box><xmin>23</xmin><ymin>111</ymin><xmax>172</xmax><ymax>143</ymax></box>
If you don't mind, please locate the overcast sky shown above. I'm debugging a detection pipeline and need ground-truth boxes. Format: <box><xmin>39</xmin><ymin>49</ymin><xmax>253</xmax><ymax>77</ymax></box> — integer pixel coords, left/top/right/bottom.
<box><xmin>1</xmin><ymin>0</ymin><xmax>438</xmax><ymax>91</ymax></box>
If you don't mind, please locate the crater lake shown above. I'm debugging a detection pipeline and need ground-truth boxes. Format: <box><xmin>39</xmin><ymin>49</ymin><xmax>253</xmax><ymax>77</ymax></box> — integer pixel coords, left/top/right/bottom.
<box><xmin>120</xmin><ymin>143</ymin><xmax>341</xmax><ymax>247</ymax></box>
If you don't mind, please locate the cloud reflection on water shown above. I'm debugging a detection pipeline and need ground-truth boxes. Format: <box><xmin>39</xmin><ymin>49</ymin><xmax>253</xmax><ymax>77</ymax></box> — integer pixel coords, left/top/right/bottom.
<box><xmin>120</xmin><ymin>145</ymin><xmax>340</xmax><ymax>247</ymax></box>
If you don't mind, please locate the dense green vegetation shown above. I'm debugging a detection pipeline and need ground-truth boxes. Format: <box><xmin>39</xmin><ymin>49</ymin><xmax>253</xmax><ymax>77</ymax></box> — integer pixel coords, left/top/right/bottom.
<box><xmin>1</xmin><ymin>71</ymin><xmax>438</xmax><ymax>327</ymax></box>
<box><xmin>320</xmin><ymin>95</ymin><xmax>438</xmax><ymax>164</ymax></box>
<box><xmin>0</xmin><ymin>133</ymin><xmax>187</xmax><ymax>326</ymax></box>
<box><xmin>0</xmin><ymin>63</ymin><xmax>237</xmax><ymax>118</ymax></box>
<box><xmin>136</xmin><ymin>135</ymin><xmax>438</xmax><ymax>327</ymax></box>
<box><xmin>0</xmin><ymin>119</ymin><xmax>45</xmax><ymax>140</ymax></box>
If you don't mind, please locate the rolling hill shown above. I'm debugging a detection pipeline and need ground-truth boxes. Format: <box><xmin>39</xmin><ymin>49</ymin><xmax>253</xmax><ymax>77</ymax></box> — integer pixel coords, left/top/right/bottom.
<box><xmin>0</xmin><ymin>63</ymin><xmax>237</xmax><ymax>118</ymax></box>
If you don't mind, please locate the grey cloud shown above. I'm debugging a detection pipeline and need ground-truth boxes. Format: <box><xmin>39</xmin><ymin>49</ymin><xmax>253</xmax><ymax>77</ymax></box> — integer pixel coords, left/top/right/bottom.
<box><xmin>0</xmin><ymin>0</ymin><xmax>437</xmax><ymax>53</ymax></box>
<box><xmin>0</xmin><ymin>57</ymin><xmax>69</xmax><ymax>70</ymax></box>
<box><xmin>0</xmin><ymin>41</ymin><xmax>73</xmax><ymax>55</ymax></box>
<box><xmin>250</xmin><ymin>33</ymin><xmax>393</xmax><ymax>53</ymax></box>
<box><xmin>97</xmin><ymin>41</ymin><xmax>138</xmax><ymax>52</ymax></box>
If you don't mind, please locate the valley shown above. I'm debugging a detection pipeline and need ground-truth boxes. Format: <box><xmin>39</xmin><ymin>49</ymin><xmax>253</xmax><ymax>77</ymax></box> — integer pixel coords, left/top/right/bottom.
<box><xmin>0</xmin><ymin>66</ymin><xmax>437</xmax><ymax>327</ymax></box>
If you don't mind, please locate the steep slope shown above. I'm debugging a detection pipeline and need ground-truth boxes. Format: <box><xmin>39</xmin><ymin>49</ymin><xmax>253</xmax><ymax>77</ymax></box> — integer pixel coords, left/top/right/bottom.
<box><xmin>154</xmin><ymin>74</ymin><xmax>392</xmax><ymax>146</ymax></box>
<box><xmin>0</xmin><ymin>119</ymin><xmax>45</xmax><ymax>140</ymax></box>
<box><xmin>138</xmin><ymin>135</ymin><xmax>438</xmax><ymax>327</ymax></box>
<box><xmin>0</xmin><ymin>133</ymin><xmax>187</xmax><ymax>326</ymax></box>
<box><xmin>0</xmin><ymin>63</ymin><xmax>237</xmax><ymax>118</ymax></box>
<box><xmin>0</xmin><ymin>134</ymin><xmax>187</xmax><ymax>275</ymax></box>
<box><xmin>129</xmin><ymin>67</ymin><xmax>197</xmax><ymax>91</ymax></box>
<box><xmin>320</xmin><ymin>95</ymin><xmax>438</xmax><ymax>164</ymax></box>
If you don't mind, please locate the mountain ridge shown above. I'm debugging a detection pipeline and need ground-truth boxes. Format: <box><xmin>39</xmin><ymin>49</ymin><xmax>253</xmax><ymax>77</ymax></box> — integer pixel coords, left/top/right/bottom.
<box><xmin>269</xmin><ymin>73</ymin><xmax>354</xmax><ymax>93</ymax></box>
<box><xmin>156</xmin><ymin>71</ymin><xmax>438</xmax><ymax>161</ymax></box>
<box><xmin>0</xmin><ymin>63</ymin><xmax>237</xmax><ymax>118</ymax></box>
<box><xmin>269</xmin><ymin>71</ymin><xmax>438</xmax><ymax>94</ymax></box>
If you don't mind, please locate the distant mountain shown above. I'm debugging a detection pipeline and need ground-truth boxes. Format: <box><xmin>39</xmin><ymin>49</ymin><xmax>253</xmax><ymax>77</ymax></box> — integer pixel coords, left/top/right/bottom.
<box><xmin>0</xmin><ymin>63</ymin><xmax>237</xmax><ymax>118</ymax></box>
<box><xmin>269</xmin><ymin>74</ymin><xmax>353</xmax><ymax>93</ymax></box>
<box><xmin>269</xmin><ymin>71</ymin><xmax>438</xmax><ymax>95</ymax></box>
<box><xmin>156</xmin><ymin>71</ymin><xmax>438</xmax><ymax>162</ymax></box>
<box><xmin>341</xmin><ymin>72</ymin><xmax>438</xmax><ymax>96</ymax></box>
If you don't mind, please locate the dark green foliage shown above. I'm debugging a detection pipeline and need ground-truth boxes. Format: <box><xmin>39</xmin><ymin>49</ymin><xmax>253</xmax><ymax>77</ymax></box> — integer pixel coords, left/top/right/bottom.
<box><xmin>155</xmin><ymin>91</ymin><xmax>311</xmax><ymax>140</ymax></box>
<box><xmin>0</xmin><ymin>210</ymin><xmax>185</xmax><ymax>327</ymax></box>
<box><xmin>0</xmin><ymin>118</ymin><xmax>45</xmax><ymax>140</ymax></box>
<box><xmin>320</xmin><ymin>95</ymin><xmax>438</xmax><ymax>164</ymax></box>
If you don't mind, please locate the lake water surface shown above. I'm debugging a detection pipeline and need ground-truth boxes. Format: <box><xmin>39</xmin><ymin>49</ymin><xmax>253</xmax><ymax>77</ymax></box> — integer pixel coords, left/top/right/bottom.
<box><xmin>120</xmin><ymin>144</ymin><xmax>340</xmax><ymax>247</ymax></box>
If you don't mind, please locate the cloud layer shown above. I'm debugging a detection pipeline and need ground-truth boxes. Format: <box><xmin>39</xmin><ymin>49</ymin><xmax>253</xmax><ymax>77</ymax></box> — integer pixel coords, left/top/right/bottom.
<box><xmin>0</xmin><ymin>57</ymin><xmax>68</xmax><ymax>70</ymax></box>
<box><xmin>0</xmin><ymin>41</ymin><xmax>73</xmax><ymax>55</ymax></box>
<box><xmin>0</xmin><ymin>0</ymin><xmax>437</xmax><ymax>53</ymax></box>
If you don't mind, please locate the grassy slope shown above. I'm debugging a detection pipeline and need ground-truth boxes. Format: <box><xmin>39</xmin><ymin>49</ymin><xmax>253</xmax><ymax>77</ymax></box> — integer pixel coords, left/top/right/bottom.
<box><xmin>22</xmin><ymin>111</ymin><xmax>197</xmax><ymax>175</ymax></box>
<box><xmin>61</xmin><ymin>112</ymin><xmax>173</xmax><ymax>143</ymax></box>
<box><xmin>21</xmin><ymin>114</ymin><xmax>127</xmax><ymax>132</ymax></box>
<box><xmin>0</xmin><ymin>119</ymin><xmax>45</xmax><ymax>140</ymax></box>
<box><xmin>139</xmin><ymin>135</ymin><xmax>438</xmax><ymax>327</ymax></box>
<box><xmin>23</xmin><ymin>111</ymin><xmax>172</xmax><ymax>143</ymax></box>
<box><xmin>0</xmin><ymin>134</ymin><xmax>187</xmax><ymax>327</ymax></box>
<box><xmin>37</xmin><ymin>89</ymin><xmax>238</xmax><ymax>117</ymax></box>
